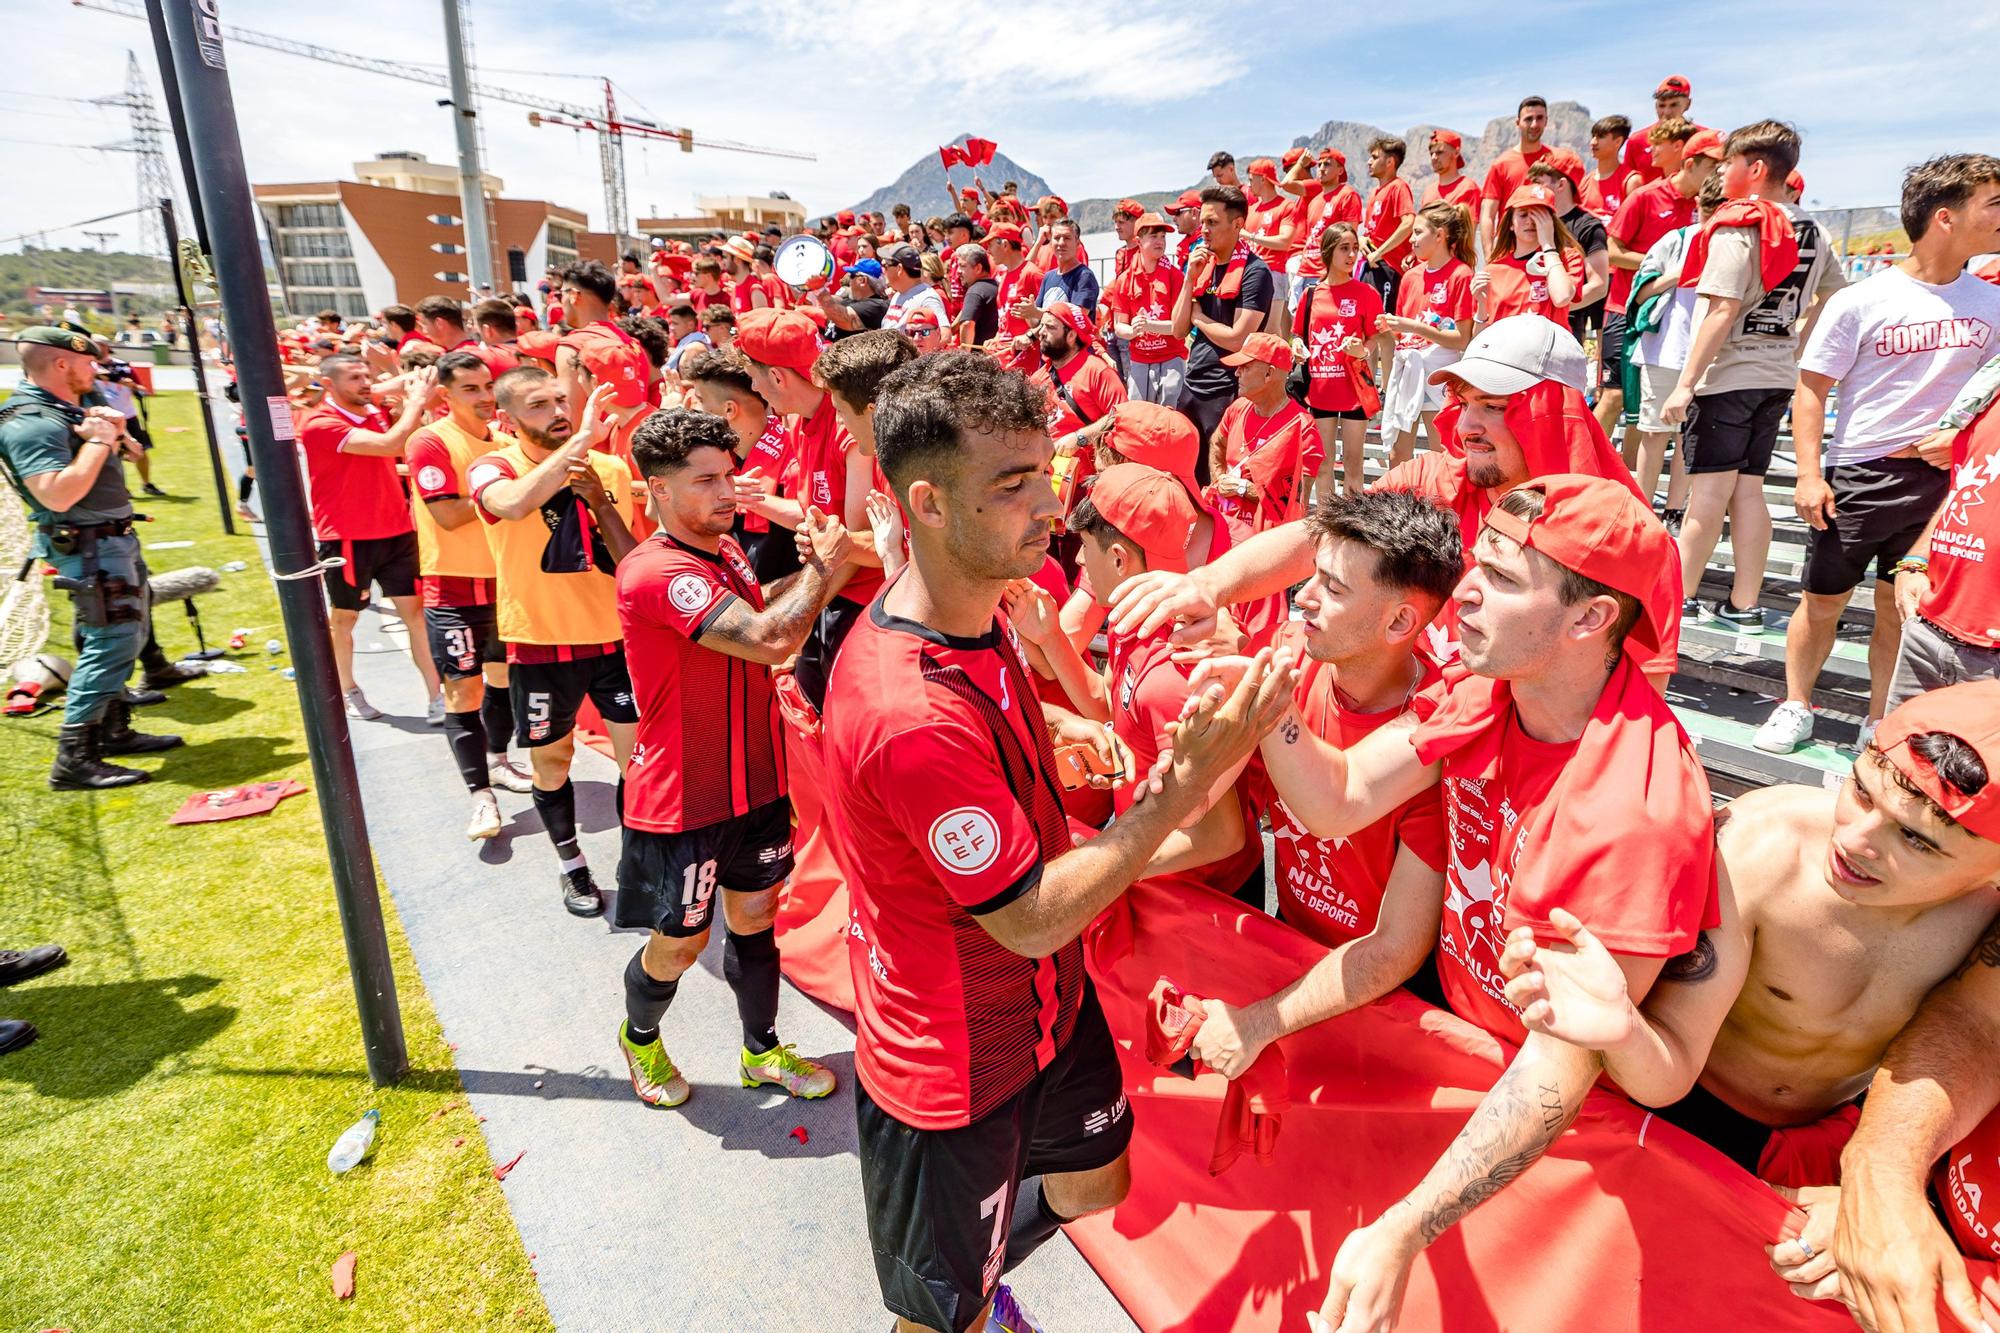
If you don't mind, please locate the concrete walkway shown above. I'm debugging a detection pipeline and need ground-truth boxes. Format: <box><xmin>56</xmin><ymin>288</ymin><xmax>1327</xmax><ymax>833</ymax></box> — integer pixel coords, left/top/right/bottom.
<box><xmin>341</xmin><ymin>606</ymin><xmax>1138</xmax><ymax>1331</ymax></box>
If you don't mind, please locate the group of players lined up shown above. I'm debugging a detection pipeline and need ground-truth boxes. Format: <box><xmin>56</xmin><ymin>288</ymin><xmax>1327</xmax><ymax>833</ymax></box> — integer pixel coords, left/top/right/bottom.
<box><xmin>272</xmin><ymin>83</ymin><xmax>2000</xmax><ymax>1332</ymax></box>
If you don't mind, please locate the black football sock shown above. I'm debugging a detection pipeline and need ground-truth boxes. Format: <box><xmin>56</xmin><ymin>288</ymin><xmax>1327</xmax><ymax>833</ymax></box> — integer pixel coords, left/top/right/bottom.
<box><xmin>442</xmin><ymin>710</ymin><xmax>490</xmax><ymax>793</ymax></box>
<box><xmin>1002</xmin><ymin>1176</ymin><xmax>1069</xmax><ymax>1274</ymax></box>
<box><xmin>531</xmin><ymin>780</ymin><xmax>582</xmax><ymax>865</ymax></box>
<box><xmin>723</xmin><ymin>926</ymin><xmax>781</xmax><ymax>1054</ymax></box>
<box><xmin>237</xmin><ymin>472</ymin><xmax>255</xmax><ymax>504</ymax></box>
<box><xmin>480</xmin><ymin>687</ymin><xmax>514</xmax><ymax>759</ymax></box>
<box><xmin>623</xmin><ymin>948</ymin><xmax>679</xmax><ymax>1045</ymax></box>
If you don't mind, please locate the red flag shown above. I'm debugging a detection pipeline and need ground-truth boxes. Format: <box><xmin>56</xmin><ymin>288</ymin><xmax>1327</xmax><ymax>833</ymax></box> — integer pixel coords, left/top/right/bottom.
<box><xmin>963</xmin><ymin>137</ymin><xmax>998</xmax><ymax>167</ymax></box>
<box><xmin>939</xmin><ymin>144</ymin><xmax>966</xmax><ymax>170</ymax></box>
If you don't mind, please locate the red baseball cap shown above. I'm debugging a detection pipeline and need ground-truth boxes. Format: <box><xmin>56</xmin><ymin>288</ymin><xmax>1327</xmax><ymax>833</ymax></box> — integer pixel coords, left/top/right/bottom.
<box><xmin>1684</xmin><ymin>128</ymin><xmax>1727</xmax><ymax>161</ymax></box>
<box><xmin>1874</xmin><ymin>681</ymin><xmax>2000</xmax><ymax>842</ymax></box>
<box><xmin>1544</xmin><ymin>148</ymin><xmax>1588</xmax><ymax>190</ymax></box>
<box><xmin>1247</xmin><ymin>158</ymin><xmax>1278</xmax><ymax>181</ymax></box>
<box><xmin>1786</xmin><ymin>168</ymin><xmax>1806</xmax><ymax>193</ymax></box>
<box><xmin>1045</xmin><ymin>301</ymin><xmax>1096</xmax><ymax>345</ymax></box>
<box><xmin>1221</xmin><ymin>331</ymin><xmax>1295</xmax><ymax>372</ymax></box>
<box><xmin>735</xmin><ymin>308</ymin><xmax>826</xmax><ymax>375</ymax></box>
<box><xmin>983</xmin><ymin>223</ymin><xmax>1024</xmax><ymax>246</ymax></box>
<box><xmin>836</xmin><ymin>209</ymin><xmax>856</xmax><ymax>225</ymax></box>
<box><xmin>1087</xmin><ymin>463</ymin><xmax>1198</xmax><ymax>573</ymax></box>
<box><xmin>901</xmin><ymin>307</ymin><xmax>942</xmax><ymax>333</ymax></box>
<box><xmin>1316</xmin><ymin>147</ymin><xmax>1347</xmax><ymax>168</ymax></box>
<box><xmin>1100</xmin><ymin>401</ymin><xmax>1202</xmax><ymax>509</ymax></box>
<box><xmin>1505</xmin><ymin>183</ymin><xmax>1560</xmax><ymax>214</ymax></box>
<box><xmin>1430</xmin><ymin>129</ymin><xmax>1463</xmax><ymax>152</ymax></box>
<box><xmin>1281</xmin><ymin>146</ymin><xmax>1307</xmax><ymax>169</ymax></box>
<box><xmin>1482</xmin><ymin>474</ymin><xmax>1679</xmax><ymax>658</ymax></box>
<box><xmin>1170</xmin><ymin>189</ymin><xmax>1204</xmax><ymax>213</ymax></box>
<box><xmin>1115</xmin><ymin>198</ymin><xmax>1144</xmax><ymax>220</ymax></box>
<box><xmin>1656</xmin><ymin>75</ymin><xmax>1692</xmax><ymax>97</ymax></box>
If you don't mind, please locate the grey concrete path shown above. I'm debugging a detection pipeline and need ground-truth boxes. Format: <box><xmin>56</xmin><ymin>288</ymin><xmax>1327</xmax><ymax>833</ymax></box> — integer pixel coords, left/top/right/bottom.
<box><xmin>343</xmin><ymin>606</ymin><xmax>1139</xmax><ymax>1331</ymax></box>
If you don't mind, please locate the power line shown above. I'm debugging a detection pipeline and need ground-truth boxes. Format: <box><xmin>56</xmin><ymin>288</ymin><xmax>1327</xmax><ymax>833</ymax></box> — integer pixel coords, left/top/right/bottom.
<box><xmin>0</xmin><ymin>203</ymin><xmax>153</xmax><ymax>249</ymax></box>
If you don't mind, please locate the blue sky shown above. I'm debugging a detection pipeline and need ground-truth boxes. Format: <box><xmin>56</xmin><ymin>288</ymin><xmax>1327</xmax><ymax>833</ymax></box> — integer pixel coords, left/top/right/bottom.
<box><xmin>7</xmin><ymin>0</ymin><xmax>1995</xmax><ymax>254</ymax></box>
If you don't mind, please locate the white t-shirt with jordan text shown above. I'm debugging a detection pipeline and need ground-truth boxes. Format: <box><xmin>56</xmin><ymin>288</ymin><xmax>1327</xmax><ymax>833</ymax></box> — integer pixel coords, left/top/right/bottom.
<box><xmin>1800</xmin><ymin>266</ymin><xmax>2000</xmax><ymax>467</ymax></box>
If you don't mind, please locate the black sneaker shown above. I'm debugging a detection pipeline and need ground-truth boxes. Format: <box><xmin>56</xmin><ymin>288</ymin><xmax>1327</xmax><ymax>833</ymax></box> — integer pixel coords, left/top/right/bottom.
<box><xmin>1680</xmin><ymin>597</ymin><xmax>1703</xmax><ymax>620</ymax></box>
<box><xmin>1708</xmin><ymin>600</ymin><xmax>1766</xmax><ymax>630</ymax></box>
<box><xmin>141</xmin><ymin>483</ymin><xmax>168</xmax><ymax>497</ymax></box>
<box><xmin>561</xmin><ymin>866</ymin><xmax>605</xmax><ymax>918</ymax></box>
<box><xmin>0</xmin><ymin>944</ymin><xmax>67</xmax><ymax>987</ymax></box>
<box><xmin>1660</xmin><ymin>508</ymin><xmax>1685</xmax><ymax>537</ymax></box>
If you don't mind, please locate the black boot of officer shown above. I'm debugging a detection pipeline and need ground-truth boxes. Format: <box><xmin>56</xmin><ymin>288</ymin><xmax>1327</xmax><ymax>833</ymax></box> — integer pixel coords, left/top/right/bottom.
<box><xmin>101</xmin><ymin>696</ymin><xmax>182</xmax><ymax>756</ymax></box>
<box><xmin>49</xmin><ymin>718</ymin><xmax>150</xmax><ymax>789</ymax></box>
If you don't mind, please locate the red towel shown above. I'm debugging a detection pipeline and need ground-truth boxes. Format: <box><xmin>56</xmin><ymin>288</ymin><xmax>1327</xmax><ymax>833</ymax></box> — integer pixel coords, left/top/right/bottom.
<box><xmin>1144</xmin><ymin>978</ymin><xmax>1291</xmax><ymax>1175</ymax></box>
<box><xmin>1679</xmin><ymin>197</ymin><xmax>1800</xmax><ymax>293</ymax></box>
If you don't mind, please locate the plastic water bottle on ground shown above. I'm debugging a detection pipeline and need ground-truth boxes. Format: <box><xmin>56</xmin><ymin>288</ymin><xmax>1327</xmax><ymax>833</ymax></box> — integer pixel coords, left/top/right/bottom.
<box><xmin>327</xmin><ymin>1110</ymin><xmax>379</xmax><ymax>1174</ymax></box>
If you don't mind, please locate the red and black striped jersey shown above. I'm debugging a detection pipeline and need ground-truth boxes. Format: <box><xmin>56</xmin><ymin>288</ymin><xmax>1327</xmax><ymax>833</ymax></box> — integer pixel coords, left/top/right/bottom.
<box><xmin>615</xmin><ymin>531</ymin><xmax>786</xmax><ymax>833</ymax></box>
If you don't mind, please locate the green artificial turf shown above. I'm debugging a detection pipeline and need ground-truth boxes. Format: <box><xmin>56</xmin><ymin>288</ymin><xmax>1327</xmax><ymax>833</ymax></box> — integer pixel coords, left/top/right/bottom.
<box><xmin>0</xmin><ymin>390</ymin><xmax>552</xmax><ymax>1332</ymax></box>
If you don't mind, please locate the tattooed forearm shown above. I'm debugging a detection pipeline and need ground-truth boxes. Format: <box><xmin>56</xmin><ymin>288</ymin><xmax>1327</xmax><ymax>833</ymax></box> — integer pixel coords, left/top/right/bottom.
<box><xmin>1402</xmin><ymin>1044</ymin><xmax>1597</xmax><ymax>1247</ymax></box>
<box><xmin>1663</xmin><ymin>934</ymin><xmax>1719</xmax><ymax>984</ymax></box>
<box><xmin>703</xmin><ymin>563</ymin><xmax>828</xmax><ymax>660</ymax></box>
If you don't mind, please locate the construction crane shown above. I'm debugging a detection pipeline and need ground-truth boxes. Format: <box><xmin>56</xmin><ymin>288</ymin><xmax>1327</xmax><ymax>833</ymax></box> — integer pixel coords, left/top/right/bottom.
<box><xmin>70</xmin><ymin>0</ymin><xmax>815</xmax><ymax>243</ymax></box>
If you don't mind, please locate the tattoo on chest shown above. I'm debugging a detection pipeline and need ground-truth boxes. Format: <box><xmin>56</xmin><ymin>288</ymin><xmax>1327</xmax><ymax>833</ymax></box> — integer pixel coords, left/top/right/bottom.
<box><xmin>1279</xmin><ymin>717</ymin><xmax>1301</xmax><ymax>745</ymax></box>
<box><xmin>1663</xmin><ymin>934</ymin><xmax>1719</xmax><ymax>984</ymax></box>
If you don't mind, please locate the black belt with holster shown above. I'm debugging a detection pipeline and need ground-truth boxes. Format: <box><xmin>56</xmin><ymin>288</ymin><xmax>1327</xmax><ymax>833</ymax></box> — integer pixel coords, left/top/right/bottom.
<box><xmin>40</xmin><ymin>517</ymin><xmax>144</xmax><ymax>626</ymax></box>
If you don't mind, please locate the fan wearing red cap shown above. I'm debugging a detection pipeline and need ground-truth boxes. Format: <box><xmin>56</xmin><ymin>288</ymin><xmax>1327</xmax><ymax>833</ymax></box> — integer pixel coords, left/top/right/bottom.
<box><xmin>982</xmin><ymin>225</ymin><xmax>1045</xmax><ymax>366</ymax></box>
<box><xmin>1421</xmin><ymin>129</ymin><xmax>1481</xmax><ymax>217</ymax></box>
<box><xmin>1244</xmin><ymin>159</ymin><xmax>1304</xmax><ymax>332</ymax></box>
<box><xmin>1502</xmin><ymin>681</ymin><xmax>2000</xmax><ymax>1206</ymax></box>
<box><xmin>1303</xmin><ymin>473</ymin><xmax>1718</xmax><ymax>1331</ymax></box>
<box><xmin>1109</xmin><ymin>315</ymin><xmax>1682</xmax><ymax>685</ymax></box>
<box><xmin>1212</xmin><ymin>334</ymin><xmax>1318</xmax><ymax>539</ymax></box>
<box><xmin>1111</xmin><ymin>198</ymin><xmax>1145</xmax><ymax>278</ymax></box>
<box><xmin>1291</xmin><ymin>149</ymin><xmax>1364</xmax><ymax>291</ymax></box>
<box><xmin>1478</xmin><ymin>97</ymin><xmax>1557</xmax><ymax>255</ymax></box>
<box><xmin>1525</xmin><ymin>157</ymin><xmax>1613</xmax><ymax>334</ymax></box>
<box><xmin>1063</xmin><ymin>464</ymin><xmax>1265</xmax><ymax>904</ymax></box>
<box><xmin>1167</xmin><ymin>187</ymin><xmax>1206</xmax><ymax>266</ymax></box>
<box><xmin>1476</xmin><ymin>184</ymin><xmax>1587</xmax><ymax>327</ymax></box>
<box><xmin>734</xmin><ymin>307</ymin><xmax>882</xmax><ymax>708</ymax></box>
<box><xmin>1104</xmin><ymin>214</ymin><xmax>1188</xmax><ymax>406</ymax></box>
<box><xmin>1622</xmin><ymin>75</ymin><xmax>1711</xmax><ymax>188</ymax></box>
<box><xmin>822</xmin><ymin>351</ymin><xmax>1278</xmax><ymax>1333</ymax></box>
<box><xmin>1663</xmin><ymin>122</ymin><xmax>1844</xmax><ymax>638</ymax></box>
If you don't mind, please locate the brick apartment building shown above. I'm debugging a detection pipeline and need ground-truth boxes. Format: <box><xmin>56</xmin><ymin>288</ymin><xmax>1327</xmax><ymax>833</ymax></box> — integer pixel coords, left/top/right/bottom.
<box><xmin>254</xmin><ymin>151</ymin><xmax>617</xmax><ymax>317</ymax></box>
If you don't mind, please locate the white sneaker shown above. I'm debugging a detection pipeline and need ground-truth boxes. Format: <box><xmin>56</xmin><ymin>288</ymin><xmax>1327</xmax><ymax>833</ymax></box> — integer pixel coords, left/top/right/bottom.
<box><xmin>487</xmin><ymin>757</ymin><xmax>534</xmax><ymax>793</ymax></box>
<box><xmin>465</xmin><ymin>796</ymin><xmax>502</xmax><ymax>841</ymax></box>
<box><xmin>344</xmin><ymin>688</ymin><xmax>383</xmax><ymax>721</ymax></box>
<box><xmin>1753</xmin><ymin>700</ymin><xmax>1815</xmax><ymax>754</ymax></box>
<box><xmin>426</xmin><ymin>693</ymin><xmax>446</xmax><ymax>727</ymax></box>
<box><xmin>1856</xmin><ymin>718</ymin><xmax>1880</xmax><ymax>751</ymax></box>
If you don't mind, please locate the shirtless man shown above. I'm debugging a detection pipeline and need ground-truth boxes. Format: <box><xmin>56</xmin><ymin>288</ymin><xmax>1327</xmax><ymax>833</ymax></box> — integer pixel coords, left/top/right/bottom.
<box><xmin>1500</xmin><ymin>682</ymin><xmax>2000</xmax><ymax>1303</ymax></box>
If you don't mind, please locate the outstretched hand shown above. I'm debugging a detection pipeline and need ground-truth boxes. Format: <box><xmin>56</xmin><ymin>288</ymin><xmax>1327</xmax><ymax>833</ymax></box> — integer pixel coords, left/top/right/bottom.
<box><xmin>1498</xmin><ymin>908</ymin><xmax>1636</xmax><ymax>1048</ymax></box>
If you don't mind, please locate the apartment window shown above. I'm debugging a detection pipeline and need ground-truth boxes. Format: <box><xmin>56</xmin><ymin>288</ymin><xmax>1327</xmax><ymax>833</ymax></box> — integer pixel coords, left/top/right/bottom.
<box><xmin>285</xmin><ymin>261</ymin><xmax>361</xmax><ymax>287</ymax></box>
<box><xmin>277</xmin><ymin>202</ymin><xmax>342</xmax><ymax>228</ymax></box>
<box><xmin>431</xmin><ymin>242</ymin><xmax>465</xmax><ymax>255</ymax></box>
<box><xmin>427</xmin><ymin>213</ymin><xmax>462</xmax><ymax>227</ymax></box>
<box><xmin>547</xmin><ymin>224</ymin><xmax>577</xmax><ymax>250</ymax></box>
<box><xmin>433</xmin><ymin>271</ymin><xmax>468</xmax><ymax>283</ymax></box>
<box><xmin>280</xmin><ymin>232</ymin><xmax>352</xmax><ymax>259</ymax></box>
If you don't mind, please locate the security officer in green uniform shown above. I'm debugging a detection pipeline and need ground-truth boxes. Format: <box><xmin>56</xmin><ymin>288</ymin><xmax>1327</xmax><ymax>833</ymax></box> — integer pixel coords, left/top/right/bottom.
<box><xmin>1</xmin><ymin>326</ymin><xmax>181</xmax><ymax>788</ymax></box>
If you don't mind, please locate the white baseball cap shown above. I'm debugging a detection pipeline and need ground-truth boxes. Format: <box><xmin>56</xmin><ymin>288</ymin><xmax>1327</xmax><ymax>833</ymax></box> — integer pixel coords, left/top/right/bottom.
<box><xmin>1430</xmin><ymin>314</ymin><xmax>1588</xmax><ymax>395</ymax></box>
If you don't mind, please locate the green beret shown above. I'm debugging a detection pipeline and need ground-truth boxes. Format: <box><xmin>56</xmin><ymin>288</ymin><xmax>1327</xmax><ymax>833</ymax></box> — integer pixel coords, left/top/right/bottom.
<box><xmin>14</xmin><ymin>326</ymin><xmax>96</xmax><ymax>355</ymax></box>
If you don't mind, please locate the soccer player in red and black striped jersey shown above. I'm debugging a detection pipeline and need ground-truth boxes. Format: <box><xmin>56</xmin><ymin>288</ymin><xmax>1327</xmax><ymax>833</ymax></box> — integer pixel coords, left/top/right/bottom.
<box><xmin>821</xmin><ymin>352</ymin><xmax>1285</xmax><ymax>1333</ymax></box>
<box><xmin>611</xmin><ymin>408</ymin><xmax>856</xmax><ymax>1109</ymax></box>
